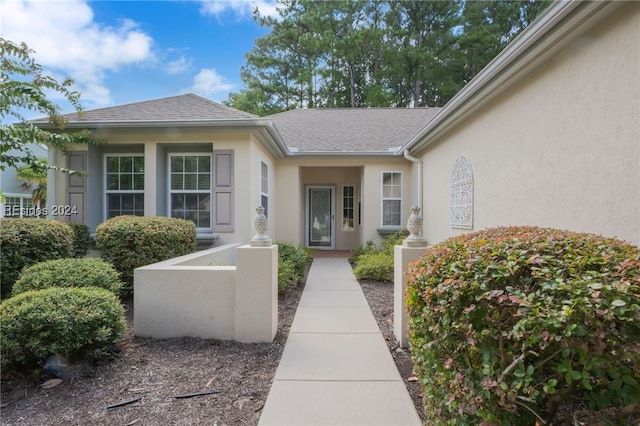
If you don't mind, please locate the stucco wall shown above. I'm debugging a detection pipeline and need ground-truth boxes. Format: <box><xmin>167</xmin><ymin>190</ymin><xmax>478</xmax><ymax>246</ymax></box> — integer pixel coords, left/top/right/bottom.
<box><xmin>418</xmin><ymin>3</ymin><xmax>639</xmax><ymax>246</ymax></box>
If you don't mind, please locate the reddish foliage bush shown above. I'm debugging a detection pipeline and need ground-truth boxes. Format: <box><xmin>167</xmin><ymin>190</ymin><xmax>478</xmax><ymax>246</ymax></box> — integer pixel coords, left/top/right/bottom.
<box><xmin>406</xmin><ymin>226</ymin><xmax>640</xmax><ymax>425</ymax></box>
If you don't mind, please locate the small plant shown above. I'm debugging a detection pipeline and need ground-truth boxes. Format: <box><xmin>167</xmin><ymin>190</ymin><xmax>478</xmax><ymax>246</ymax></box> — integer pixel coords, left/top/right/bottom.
<box><xmin>353</xmin><ymin>251</ymin><xmax>394</xmax><ymax>281</ymax></box>
<box><xmin>0</xmin><ymin>218</ymin><xmax>73</xmax><ymax>298</ymax></box>
<box><xmin>12</xmin><ymin>258</ymin><xmax>124</xmax><ymax>296</ymax></box>
<box><xmin>1</xmin><ymin>287</ymin><xmax>126</xmax><ymax>370</ymax></box>
<box><xmin>350</xmin><ymin>230</ymin><xmax>408</xmax><ymax>281</ymax></box>
<box><xmin>95</xmin><ymin>216</ymin><xmax>196</xmax><ymax>288</ymax></box>
<box><xmin>406</xmin><ymin>226</ymin><xmax>640</xmax><ymax>425</ymax></box>
<box><xmin>67</xmin><ymin>222</ymin><xmax>91</xmax><ymax>258</ymax></box>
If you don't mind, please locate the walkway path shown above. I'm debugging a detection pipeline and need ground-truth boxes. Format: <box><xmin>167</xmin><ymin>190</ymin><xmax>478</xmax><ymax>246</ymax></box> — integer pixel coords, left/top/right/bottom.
<box><xmin>258</xmin><ymin>257</ymin><xmax>421</xmax><ymax>426</ymax></box>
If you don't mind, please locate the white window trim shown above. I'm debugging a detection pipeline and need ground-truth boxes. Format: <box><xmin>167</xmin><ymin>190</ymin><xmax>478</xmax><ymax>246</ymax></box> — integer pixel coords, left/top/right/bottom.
<box><xmin>104</xmin><ymin>154</ymin><xmax>145</xmax><ymax>221</ymax></box>
<box><xmin>167</xmin><ymin>153</ymin><xmax>213</xmax><ymax>231</ymax></box>
<box><xmin>380</xmin><ymin>171</ymin><xmax>403</xmax><ymax>228</ymax></box>
<box><xmin>342</xmin><ymin>185</ymin><xmax>355</xmax><ymax>231</ymax></box>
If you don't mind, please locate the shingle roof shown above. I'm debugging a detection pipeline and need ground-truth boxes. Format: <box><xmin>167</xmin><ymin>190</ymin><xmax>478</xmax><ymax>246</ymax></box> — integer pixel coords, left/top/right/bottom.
<box><xmin>268</xmin><ymin>107</ymin><xmax>441</xmax><ymax>153</ymax></box>
<box><xmin>31</xmin><ymin>93</ymin><xmax>257</xmax><ymax>124</ymax></box>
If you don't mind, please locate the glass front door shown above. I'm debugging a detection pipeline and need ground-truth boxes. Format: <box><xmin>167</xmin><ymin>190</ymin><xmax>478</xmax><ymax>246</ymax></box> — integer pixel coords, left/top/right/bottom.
<box><xmin>307</xmin><ymin>186</ymin><xmax>334</xmax><ymax>248</ymax></box>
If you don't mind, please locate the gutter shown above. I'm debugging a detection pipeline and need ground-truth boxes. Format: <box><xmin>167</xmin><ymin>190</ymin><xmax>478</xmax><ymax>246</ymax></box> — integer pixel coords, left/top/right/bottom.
<box><xmin>403</xmin><ymin>149</ymin><xmax>423</xmax><ymax>214</ymax></box>
<box><xmin>403</xmin><ymin>0</ymin><xmax>625</xmax><ymax>154</ymax></box>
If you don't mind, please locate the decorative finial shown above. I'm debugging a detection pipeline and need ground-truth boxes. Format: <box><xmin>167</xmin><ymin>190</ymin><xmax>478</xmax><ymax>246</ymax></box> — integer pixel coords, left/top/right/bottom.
<box><xmin>404</xmin><ymin>205</ymin><xmax>427</xmax><ymax>247</ymax></box>
<box><xmin>251</xmin><ymin>206</ymin><xmax>272</xmax><ymax>247</ymax></box>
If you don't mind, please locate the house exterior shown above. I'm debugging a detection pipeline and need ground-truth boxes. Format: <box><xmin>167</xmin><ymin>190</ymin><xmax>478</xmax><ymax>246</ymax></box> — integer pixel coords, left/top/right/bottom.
<box><xmin>35</xmin><ymin>0</ymin><xmax>639</xmax><ymax>249</ymax></box>
<box><xmin>0</xmin><ymin>144</ymin><xmax>48</xmax><ymax>218</ymax></box>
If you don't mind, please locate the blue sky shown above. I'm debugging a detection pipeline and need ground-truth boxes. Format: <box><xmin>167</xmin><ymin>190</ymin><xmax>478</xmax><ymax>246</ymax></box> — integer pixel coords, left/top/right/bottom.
<box><xmin>2</xmin><ymin>0</ymin><xmax>278</xmax><ymax>115</ymax></box>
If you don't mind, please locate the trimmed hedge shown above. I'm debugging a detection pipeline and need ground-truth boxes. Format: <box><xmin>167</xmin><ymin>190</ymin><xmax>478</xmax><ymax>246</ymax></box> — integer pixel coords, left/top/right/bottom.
<box><xmin>68</xmin><ymin>222</ymin><xmax>91</xmax><ymax>258</ymax></box>
<box><xmin>0</xmin><ymin>218</ymin><xmax>73</xmax><ymax>298</ymax></box>
<box><xmin>95</xmin><ymin>216</ymin><xmax>196</xmax><ymax>286</ymax></box>
<box><xmin>1</xmin><ymin>287</ymin><xmax>126</xmax><ymax>370</ymax></box>
<box><xmin>12</xmin><ymin>258</ymin><xmax>123</xmax><ymax>296</ymax></box>
<box><xmin>406</xmin><ymin>226</ymin><xmax>640</xmax><ymax>425</ymax></box>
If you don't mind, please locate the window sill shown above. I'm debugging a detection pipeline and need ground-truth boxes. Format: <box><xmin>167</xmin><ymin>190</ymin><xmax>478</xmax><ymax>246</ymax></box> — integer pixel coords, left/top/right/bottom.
<box><xmin>196</xmin><ymin>233</ymin><xmax>219</xmax><ymax>249</ymax></box>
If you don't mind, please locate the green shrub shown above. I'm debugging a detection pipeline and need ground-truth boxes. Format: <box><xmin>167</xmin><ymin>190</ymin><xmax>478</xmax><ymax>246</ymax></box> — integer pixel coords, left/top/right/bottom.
<box><xmin>353</xmin><ymin>251</ymin><xmax>394</xmax><ymax>281</ymax></box>
<box><xmin>278</xmin><ymin>259</ymin><xmax>298</xmax><ymax>292</ymax></box>
<box><xmin>12</xmin><ymin>258</ymin><xmax>123</xmax><ymax>296</ymax></box>
<box><xmin>276</xmin><ymin>242</ymin><xmax>310</xmax><ymax>292</ymax></box>
<box><xmin>95</xmin><ymin>216</ymin><xmax>196</xmax><ymax>286</ymax></box>
<box><xmin>0</xmin><ymin>218</ymin><xmax>73</xmax><ymax>298</ymax></box>
<box><xmin>350</xmin><ymin>231</ymin><xmax>407</xmax><ymax>281</ymax></box>
<box><xmin>1</xmin><ymin>287</ymin><xmax>126</xmax><ymax>370</ymax></box>
<box><xmin>406</xmin><ymin>226</ymin><xmax>640</xmax><ymax>425</ymax></box>
<box><xmin>67</xmin><ymin>222</ymin><xmax>91</xmax><ymax>258</ymax></box>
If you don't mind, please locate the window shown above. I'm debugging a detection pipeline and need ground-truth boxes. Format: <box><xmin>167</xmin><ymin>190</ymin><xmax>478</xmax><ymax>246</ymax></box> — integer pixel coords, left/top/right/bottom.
<box><xmin>170</xmin><ymin>154</ymin><xmax>212</xmax><ymax>229</ymax></box>
<box><xmin>343</xmin><ymin>185</ymin><xmax>354</xmax><ymax>230</ymax></box>
<box><xmin>105</xmin><ymin>155</ymin><xmax>144</xmax><ymax>218</ymax></box>
<box><xmin>3</xmin><ymin>196</ymin><xmax>36</xmax><ymax>217</ymax></box>
<box><xmin>382</xmin><ymin>172</ymin><xmax>402</xmax><ymax>227</ymax></box>
<box><xmin>261</xmin><ymin>161</ymin><xmax>268</xmax><ymax>217</ymax></box>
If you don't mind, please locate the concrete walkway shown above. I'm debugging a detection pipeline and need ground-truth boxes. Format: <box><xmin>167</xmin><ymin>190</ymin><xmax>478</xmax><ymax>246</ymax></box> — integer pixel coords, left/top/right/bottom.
<box><xmin>258</xmin><ymin>257</ymin><xmax>421</xmax><ymax>426</ymax></box>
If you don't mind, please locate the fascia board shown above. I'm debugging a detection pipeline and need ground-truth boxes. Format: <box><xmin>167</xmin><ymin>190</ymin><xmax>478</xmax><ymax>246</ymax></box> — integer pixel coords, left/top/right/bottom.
<box><xmin>405</xmin><ymin>0</ymin><xmax>624</xmax><ymax>155</ymax></box>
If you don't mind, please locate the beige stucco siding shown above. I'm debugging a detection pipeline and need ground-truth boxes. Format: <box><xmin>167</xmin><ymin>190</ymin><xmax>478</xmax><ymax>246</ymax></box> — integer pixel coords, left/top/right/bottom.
<box><xmin>418</xmin><ymin>3</ymin><xmax>640</xmax><ymax>246</ymax></box>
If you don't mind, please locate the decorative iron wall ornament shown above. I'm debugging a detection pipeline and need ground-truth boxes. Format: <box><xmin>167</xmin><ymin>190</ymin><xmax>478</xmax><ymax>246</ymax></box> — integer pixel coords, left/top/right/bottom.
<box><xmin>450</xmin><ymin>156</ymin><xmax>474</xmax><ymax>229</ymax></box>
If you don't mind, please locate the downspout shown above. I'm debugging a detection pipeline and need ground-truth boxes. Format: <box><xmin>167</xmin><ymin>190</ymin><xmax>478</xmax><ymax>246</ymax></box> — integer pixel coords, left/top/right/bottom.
<box><xmin>403</xmin><ymin>149</ymin><xmax>422</xmax><ymax>214</ymax></box>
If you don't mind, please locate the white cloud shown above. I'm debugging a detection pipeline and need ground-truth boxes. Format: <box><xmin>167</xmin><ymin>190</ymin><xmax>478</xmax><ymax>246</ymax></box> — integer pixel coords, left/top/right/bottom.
<box><xmin>188</xmin><ymin>68</ymin><xmax>233</xmax><ymax>97</ymax></box>
<box><xmin>167</xmin><ymin>56</ymin><xmax>192</xmax><ymax>75</ymax></box>
<box><xmin>199</xmin><ymin>0</ymin><xmax>279</xmax><ymax>20</ymax></box>
<box><xmin>2</xmin><ymin>0</ymin><xmax>155</xmax><ymax>107</ymax></box>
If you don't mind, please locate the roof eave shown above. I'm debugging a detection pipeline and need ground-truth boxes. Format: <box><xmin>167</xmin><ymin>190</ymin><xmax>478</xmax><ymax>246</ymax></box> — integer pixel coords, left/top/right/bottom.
<box><xmin>404</xmin><ymin>0</ymin><xmax>625</xmax><ymax>155</ymax></box>
<box><xmin>285</xmin><ymin>150</ymin><xmax>404</xmax><ymax>158</ymax></box>
<box><xmin>33</xmin><ymin>118</ymin><xmax>270</xmax><ymax>129</ymax></box>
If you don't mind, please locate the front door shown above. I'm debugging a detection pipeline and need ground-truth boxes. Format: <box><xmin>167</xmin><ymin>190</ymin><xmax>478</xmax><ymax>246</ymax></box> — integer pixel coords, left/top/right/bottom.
<box><xmin>306</xmin><ymin>186</ymin><xmax>335</xmax><ymax>249</ymax></box>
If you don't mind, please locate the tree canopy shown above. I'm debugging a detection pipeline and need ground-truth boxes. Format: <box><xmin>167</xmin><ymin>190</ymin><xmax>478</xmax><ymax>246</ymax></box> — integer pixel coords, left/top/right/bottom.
<box><xmin>225</xmin><ymin>0</ymin><xmax>551</xmax><ymax>115</ymax></box>
<box><xmin>1</xmin><ymin>37</ymin><xmax>94</xmax><ymax>174</ymax></box>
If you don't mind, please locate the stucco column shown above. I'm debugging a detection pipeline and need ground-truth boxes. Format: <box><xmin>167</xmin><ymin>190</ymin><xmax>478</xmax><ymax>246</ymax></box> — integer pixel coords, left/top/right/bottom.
<box><xmin>235</xmin><ymin>244</ymin><xmax>278</xmax><ymax>343</ymax></box>
<box><xmin>143</xmin><ymin>142</ymin><xmax>157</xmax><ymax>216</ymax></box>
<box><xmin>394</xmin><ymin>243</ymin><xmax>428</xmax><ymax>349</ymax></box>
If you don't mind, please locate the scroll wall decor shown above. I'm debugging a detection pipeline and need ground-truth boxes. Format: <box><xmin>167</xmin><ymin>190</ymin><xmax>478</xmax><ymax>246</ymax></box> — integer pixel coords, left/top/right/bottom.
<box><xmin>450</xmin><ymin>156</ymin><xmax>474</xmax><ymax>229</ymax></box>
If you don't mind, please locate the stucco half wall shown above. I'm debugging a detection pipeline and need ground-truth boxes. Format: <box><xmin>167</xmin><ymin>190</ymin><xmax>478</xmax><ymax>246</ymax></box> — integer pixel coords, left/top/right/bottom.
<box><xmin>417</xmin><ymin>3</ymin><xmax>639</xmax><ymax>246</ymax></box>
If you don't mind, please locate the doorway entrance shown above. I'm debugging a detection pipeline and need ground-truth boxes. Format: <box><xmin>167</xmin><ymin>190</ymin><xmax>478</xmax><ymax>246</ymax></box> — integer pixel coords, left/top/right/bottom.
<box><xmin>306</xmin><ymin>185</ymin><xmax>335</xmax><ymax>249</ymax></box>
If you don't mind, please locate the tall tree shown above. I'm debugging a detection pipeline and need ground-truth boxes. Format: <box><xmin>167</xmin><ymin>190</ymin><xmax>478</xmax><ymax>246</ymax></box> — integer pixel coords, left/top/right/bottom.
<box><xmin>384</xmin><ymin>0</ymin><xmax>462</xmax><ymax>107</ymax></box>
<box><xmin>225</xmin><ymin>0</ymin><xmax>552</xmax><ymax>114</ymax></box>
<box><xmin>457</xmin><ymin>0</ymin><xmax>552</xmax><ymax>83</ymax></box>
<box><xmin>0</xmin><ymin>37</ymin><xmax>94</xmax><ymax>174</ymax></box>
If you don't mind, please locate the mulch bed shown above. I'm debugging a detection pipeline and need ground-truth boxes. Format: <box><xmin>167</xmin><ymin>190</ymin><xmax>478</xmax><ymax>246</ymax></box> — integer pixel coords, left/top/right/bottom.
<box><xmin>1</xmin><ymin>264</ymin><xmax>424</xmax><ymax>425</ymax></box>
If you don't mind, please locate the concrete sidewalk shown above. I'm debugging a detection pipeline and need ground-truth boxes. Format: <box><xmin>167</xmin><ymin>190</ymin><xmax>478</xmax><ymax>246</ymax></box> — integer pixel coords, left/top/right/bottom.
<box><xmin>258</xmin><ymin>257</ymin><xmax>421</xmax><ymax>426</ymax></box>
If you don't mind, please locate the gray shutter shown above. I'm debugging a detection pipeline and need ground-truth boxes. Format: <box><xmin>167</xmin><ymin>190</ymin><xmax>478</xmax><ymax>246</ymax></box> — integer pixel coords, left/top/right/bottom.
<box><xmin>213</xmin><ymin>150</ymin><xmax>234</xmax><ymax>232</ymax></box>
<box><xmin>67</xmin><ymin>151</ymin><xmax>87</xmax><ymax>224</ymax></box>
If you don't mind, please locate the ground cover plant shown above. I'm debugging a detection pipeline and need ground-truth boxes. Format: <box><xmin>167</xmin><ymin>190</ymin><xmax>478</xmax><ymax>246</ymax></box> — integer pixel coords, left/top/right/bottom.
<box><xmin>95</xmin><ymin>216</ymin><xmax>196</xmax><ymax>289</ymax></box>
<box><xmin>12</xmin><ymin>258</ymin><xmax>123</xmax><ymax>296</ymax></box>
<box><xmin>1</xmin><ymin>287</ymin><xmax>126</xmax><ymax>371</ymax></box>
<box><xmin>0</xmin><ymin>218</ymin><xmax>73</xmax><ymax>298</ymax></box>
<box><xmin>406</xmin><ymin>226</ymin><xmax>640</xmax><ymax>425</ymax></box>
